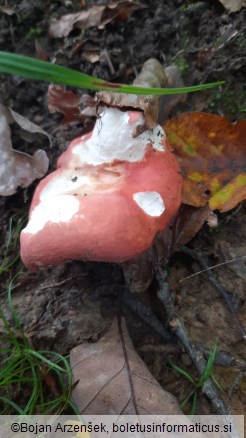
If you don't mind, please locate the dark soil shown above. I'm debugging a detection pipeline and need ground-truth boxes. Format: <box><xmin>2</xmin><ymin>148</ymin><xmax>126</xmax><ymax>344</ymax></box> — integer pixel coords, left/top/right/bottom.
<box><xmin>0</xmin><ymin>0</ymin><xmax>245</xmax><ymax>415</ymax></box>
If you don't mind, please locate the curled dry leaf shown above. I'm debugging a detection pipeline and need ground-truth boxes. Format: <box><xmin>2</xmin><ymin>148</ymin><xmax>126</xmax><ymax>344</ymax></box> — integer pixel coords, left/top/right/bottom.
<box><xmin>165</xmin><ymin>112</ymin><xmax>246</xmax><ymax>212</ymax></box>
<box><xmin>47</xmin><ymin>84</ymin><xmax>96</xmax><ymax>123</ymax></box>
<box><xmin>47</xmin><ymin>60</ymin><xmax>185</xmax><ymax>129</ymax></box>
<box><xmin>49</xmin><ymin>1</ymin><xmax>144</xmax><ymax>38</ymax></box>
<box><xmin>0</xmin><ymin>5</ymin><xmax>15</xmax><ymax>15</ymax></box>
<box><xmin>123</xmin><ymin>204</ymin><xmax>212</xmax><ymax>293</ymax></box>
<box><xmin>0</xmin><ymin>103</ymin><xmax>49</xmax><ymax>196</ymax></box>
<box><xmin>97</xmin><ymin>58</ymin><xmax>166</xmax><ymax>132</ymax></box>
<box><xmin>48</xmin><ymin>84</ymin><xmax>83</xmax><ymax>123</ymax></box>
<box><xmin>71</xmin><ymin>318</ymin><xmax>182</xmax><ymax>414</ymax></box>
<box><xmin>98</xmin><ymin>60</ymin><xmax>187</xmax><ymax>131</ymax></box>
<box><xmin>218</xmin><ymin>0</ymin><xmax>246</xmax><ymax>12</ymax></box>
<box><xmin>8</xmin><ymin>107</ymin><xmax>52</xmax><ymax>146</ymax></box>
<box><xmin>158</xmin><ymin>65</ymin><xmax>187</xmax><ymax>124</ymax></box>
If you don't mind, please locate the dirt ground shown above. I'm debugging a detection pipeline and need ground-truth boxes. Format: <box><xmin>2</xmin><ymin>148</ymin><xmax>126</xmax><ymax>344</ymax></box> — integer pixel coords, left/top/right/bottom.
<box><xmin>0</xmin><ymin>0</ymin><xmax>246</xmax><ymax>415</ymax></box>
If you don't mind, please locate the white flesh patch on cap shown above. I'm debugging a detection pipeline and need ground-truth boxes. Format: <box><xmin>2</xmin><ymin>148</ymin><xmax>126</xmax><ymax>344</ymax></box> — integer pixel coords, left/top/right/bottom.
<box><xmin>72</xmin><ymin>107</ymin><xmax>165</xmax><ymax>165</ymax></box>
<box><xmin>133</xmin><ymin>191</ymin><xmax>165</xmax><ymax>217</ymax></box>
<box><xmin>40</xmin><ymin>172</ymin><xmax>92</xmax><ymax>201</ymax></box>
<box><xmin>23</xmin><ymin>195</ymin><xmax>80</xmax><ymax>234</ymax></box>
<box><xmin>39</xmin><ymin>168</ymin><xmax>122</xmax><ymax>201</ymax></box>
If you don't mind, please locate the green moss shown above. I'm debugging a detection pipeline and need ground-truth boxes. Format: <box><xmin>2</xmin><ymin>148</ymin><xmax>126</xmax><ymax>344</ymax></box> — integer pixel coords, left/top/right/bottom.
<box><xmin>175</xmin><ymin>55</ymin><xmax>189</xmax><ymax>74</ymax></box>
<box><xmin>209</xmin><ymin>85</ymin><xmax>246</xmax><ymax>120</ymax></box>
<box><xmin>26</xmin><ymin>27</ymin><xmax>44</xmax><ymax>40</ymax></box>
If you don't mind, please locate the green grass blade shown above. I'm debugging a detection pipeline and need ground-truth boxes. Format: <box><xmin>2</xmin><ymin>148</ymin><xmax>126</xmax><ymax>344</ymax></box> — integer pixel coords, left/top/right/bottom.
<box><xmin>26</xmin><ymin>350</ymin><xmax>68</xmax><ymax>372</ymax></box>
<box><xmin>0</xmin><ymin>397</ymin><xmax>25</xmax><ymax>415</ymax></box>
<box><xmin>68</xmin><ymin>400</ymin><xmax>81</xmax><ymax>416</ymax></box>
<box><xmin>197</xmin><ymin>343</ymin><xmax>217</xmax><ymax>387</ymax></box>
<box><xmin>23</xmin><ymin>361</ymin><xmax>39</xmax><ymax>414</ymax></box>
<box><xmin>0</xmin><ymin>51</ymin><xmax>225</xmax><ymax>95</ymax></box>
<box><xmin>0</xmin><ymin>305</ymin><xmax>14</xmax><ymax>337</ymax></box>
<box><xmin>170</xmin><ymin>362</ymin><xmax>196</xmax><ymax>385</ymax></box>
<box><xmin>190</xmin><ymin>390</ymin><xmax>198</xmax><ymax>416</ymax></box>
<box><xmin>7</xmin><ymin>272</ymin><xmax>25</xmax><ymax>338</ymax></box>
<box><xmin>180</xmin><ymin>389</ymin><xmax>195</xmax><ymax>410</ymax></box>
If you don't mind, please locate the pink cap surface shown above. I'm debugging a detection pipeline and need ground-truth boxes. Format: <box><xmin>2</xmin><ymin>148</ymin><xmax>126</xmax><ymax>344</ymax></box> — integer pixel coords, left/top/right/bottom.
<box><xmin>20</xmin><ymin>109</ymin><xmax>182</xmax><ymax>270</ymax></box>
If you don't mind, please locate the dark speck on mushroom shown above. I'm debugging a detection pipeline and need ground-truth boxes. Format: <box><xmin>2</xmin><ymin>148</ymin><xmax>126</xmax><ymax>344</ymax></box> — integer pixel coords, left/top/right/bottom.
<box><xmin>71</xmin><ymin>176</ymin><xmax>78</xmax><ymax>182</ymax></box>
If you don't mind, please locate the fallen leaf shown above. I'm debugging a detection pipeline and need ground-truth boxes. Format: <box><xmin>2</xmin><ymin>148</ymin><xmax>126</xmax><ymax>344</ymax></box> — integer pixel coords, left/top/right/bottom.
<box><xmin>0</xmin><ymin>103</ymin><xmax>49</xmax><ymax>196</ymax></box>
<box><xmin>218</xmin><ymin>0</ymin><xmax>246</xmax><ymax>12</ymax></box>
<box><xmin>123</xmin><ymin>204</ymin><xmax>212</xmax><ymax>293</ymax></box>
<box><xmin>71</xmin><ymin>318</ymin><xmax>182</xmax><ymax>414</ymax></box>
<box><xmin>0</xmin><ymin>5</ymin><xmax>15</xmax><ymax>15</ymax></box>
<box><xmin>164</xmin><ymin>112</ymin><xmax>246</xmax><ymax>212</ymax></box>
<box><xmin>47</xmin><ymin>84</ymin><xmax>96</xmax><ymax>123</ymax></box>
<box><xmin>49</xmin><ymin>1</ymin><xmax>144</xmax><ymax>38</ymax></box>
<box><xmin>215</xmin><ymin>240</ymin><xmax>246</xmax><ymax>280</ymax></box>
<box><xmin>81</xmin><ymin>51</ymin><xmax>100</xmax><ymax>63</ymax></box>
<box><xmin>8</xmin><ymin>107</ymin><xmax>52</xmax><ymax>146</ymax></box>
<box><xmin>98</xmin><ymin>61</ymin><xmax>187</xmax><ymax>132</ymax></box>
<box><xmin>158</xmin><ymin>65</ymin><xmax>187</xmax><ymax>124</ymax></box>
<box><xmin>97</xmin><ymin>58</ymin><xmax>167</xmax><ymax>132</ymax></box>
<box><xmin>35</xmin><ymin>40</ymin><xmax>48</xmax><ymax>61</ymax></box>
<box><xmin>48</xmin><ymin>84</ymin><xmax>83</xmax><ymax>123</ymax></box>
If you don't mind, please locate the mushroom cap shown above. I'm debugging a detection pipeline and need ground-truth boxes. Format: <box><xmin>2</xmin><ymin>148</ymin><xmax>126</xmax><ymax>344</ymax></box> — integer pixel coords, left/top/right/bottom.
<box><xmin>20</xmin><ymin>109</ymin><xmax>182</xmax><ymax>270</ymax></box>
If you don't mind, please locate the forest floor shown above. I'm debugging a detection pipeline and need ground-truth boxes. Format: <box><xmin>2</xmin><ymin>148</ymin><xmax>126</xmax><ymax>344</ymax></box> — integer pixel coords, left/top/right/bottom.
<box><xmin>0</xmin><ymin>0</ymin><xmax>246</xmax><ymax>416</ymax></box>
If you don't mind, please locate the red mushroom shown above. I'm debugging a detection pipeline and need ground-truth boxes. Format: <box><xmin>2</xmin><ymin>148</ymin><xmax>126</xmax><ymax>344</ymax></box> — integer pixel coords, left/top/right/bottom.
<box><xmin>20</xmin><ymin>108</ymin><xmax>182</xmax><ymax>270</ymax></box>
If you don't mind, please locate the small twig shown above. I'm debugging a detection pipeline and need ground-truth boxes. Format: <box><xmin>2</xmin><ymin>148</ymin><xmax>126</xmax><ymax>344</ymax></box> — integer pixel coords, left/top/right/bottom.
<box><xmin>100</xmin><ymin>49</ymin><xmax>115</xmax><ymax>76</ymax></box>
<box><xmin>228</xmin><ymin>366</ymin><xmax>246</xmax><ymax>398</ymax></box>
<box><xmin>179</xmin><ymin>256</ymin><xmax>245</xmax><ymax>283</ymax></box>
<box><xmin>196</xmin><ymin>345</ymin><xmax>238</xmax><ymax>368</ymax></box>
<box><xmin>181</xmin><ymin>247</ymin><xmax>246</xmax><ymax>341</ymax></box>
<box><xmin>155</xmin><ymin>264</ymin><xmax>231</xmax><ymax>415</ymax></box>
<box><xmin>117</xmin><ymin>315</ymin><xmax>139</xmax><ymax>415</ymax></box>
<box><xmin>120</xmin><ymin>287</ymin><xmax>176</xmax><ymax>344</ymax></box>
<box><xmin>39</xmin><ymin>277</ymin><xmax>73</xmax><ymax>291</ymax></box>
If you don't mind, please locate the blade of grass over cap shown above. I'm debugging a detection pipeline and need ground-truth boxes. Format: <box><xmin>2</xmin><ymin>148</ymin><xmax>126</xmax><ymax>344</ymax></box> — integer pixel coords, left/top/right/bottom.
<box><xmin>0</xmin><ymin>51</ymin><xmax>224</xmax><ymax>95</ymax></box>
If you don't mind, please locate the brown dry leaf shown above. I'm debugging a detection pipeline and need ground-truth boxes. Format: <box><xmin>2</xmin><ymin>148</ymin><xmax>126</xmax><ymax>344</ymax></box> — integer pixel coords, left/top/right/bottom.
<box><xmin>48</xmin><ymin>84</ymin><xmax>83</xmax><ymax>123</ymax></box>
<box><xmin>155</xmin><ymin>204</ymin><xmax>213</xmax><ymax>261</ymax></box>
<box><xmin>71</xmin><ymin>318</ymin><xmax>182</xmax><ymax>414</ymax></box>
<box><xmin>165</xmin><ymin>112</ymin><xmax>246</xmax><ymax>212</ymax></box>
<box><xmin>98</xmin><ymin>61</ymin><xmax>186</xmax><ymax>132</ymax></box>
<box><xmin>47</xmin><ymin>84</ymin><xmax>96</xmax><ymax>123</ymax></box>
<box><xmin>81</xmin><ymin>51</ymin><xmax>100</xmax><ymax>63</ymax></box>
<box><xmin>0</xmin><ymin>103</ymin><xmax>49</xmax><ymax>196</ymax></box>
<box><xmin>35</xmin><ymin>40</ymin><xmax>48</xmax><ymax>61</ymax></box>
<box><xmin>158</xmin><ymin>65</ymin><xmax>187</xmax><ymax>124</ymax></box>
<box><xmin>49</xmin><ymin>1</ymin><xmax>144</xmax><ymax>38</ymax></box>
<box><xmin>218</xmin><ymin>0</ymin><xmax>246</xmax><ymax>12</ymax></box>
<box><xmin>97</xmin><ymin>58</ymin><xmax>167</xmax><ymax>132</ymax></box>
<box><xmin>123</xmin><ymin>204</ymin><xmax>212</xmax><ymax>293</ymax></box>
<box><xmin>0</xmin><ymin>5</ymin><xmax>15</xmax><ymax>15</ymax></box>
<box><xmin>8</xmin><ymin>107</ymin><xmax>52</xmax><ymax>146</ymax></box>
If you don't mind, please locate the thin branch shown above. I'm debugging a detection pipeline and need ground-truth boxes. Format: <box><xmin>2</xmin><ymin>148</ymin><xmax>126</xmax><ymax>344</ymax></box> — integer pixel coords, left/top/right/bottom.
<box><xmin>155</xmin><ymin>264</ymin><xmax>231</xmax><ymax>415</ymax></box>
<box><xmin>179</xmin><ymin>256</ymin><xmax>245</xmax><ymax>283</ymax></box>
<box><xmin>181</xmin><ymin>247</ymin><xmax>246</xmax><ymax>341</ymax></box>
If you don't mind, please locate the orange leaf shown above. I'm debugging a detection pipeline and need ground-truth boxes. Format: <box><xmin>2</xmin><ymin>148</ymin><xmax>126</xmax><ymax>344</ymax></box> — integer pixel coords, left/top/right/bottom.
<box><xmin>165</xmin><ymin>112</ymin><xmax>246</xmax><ymax>211</ymax></box>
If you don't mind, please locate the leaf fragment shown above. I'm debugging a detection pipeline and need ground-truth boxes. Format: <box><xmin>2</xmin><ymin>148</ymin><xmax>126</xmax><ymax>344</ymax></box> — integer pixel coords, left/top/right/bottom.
<box><xmin>71</xmin><ymin>318</ymin><xmax>182</xmax><ymax>414</ymax></box>
<box><xmin>49</xmin><ymin>1</ymin><xmax>145</xmax><ymax>38</ymax></box>
<box><xmin>218</xmin><ymin>0</ymin><xmax>246</xmax><ymax>12</ymax></box>
<box><xmin>123</xmin><ymin>204</ymin><xmax>212</xmax><ymax>293</ymax></box>
<box><xmin>0</xmin><ymin>103</ymin><xmax>49</xmax><ymax>196</ymax></box>
<box><xmin>8</xmin><ymin>108</ymin><xmax>52</xmax><ymax>146</ymax></box>
<box><xmin>97</xmin><ymin>58</ymin><xmax>167</xmax><ymax>131</ymax></box>
<box><xmin>165</xmin><ymin>112</ymin><xmax>246</xmax><ymax>211</ymax></box>
<box><xmin>47</xmin><ymin>84</ymin><xmax>96</xmax><ymax>123</ymax></box>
